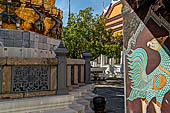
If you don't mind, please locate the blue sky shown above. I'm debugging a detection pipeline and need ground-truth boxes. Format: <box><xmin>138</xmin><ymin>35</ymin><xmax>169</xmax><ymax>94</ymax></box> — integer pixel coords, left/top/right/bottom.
<box><xmin>55</xmin><ymin>0</ymin><xmax>112</xmax><ymax>26</ymax></box>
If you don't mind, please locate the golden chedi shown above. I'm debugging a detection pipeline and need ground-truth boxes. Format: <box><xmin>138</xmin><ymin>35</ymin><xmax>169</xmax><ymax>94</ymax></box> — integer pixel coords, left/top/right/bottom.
<box><xmin>0</xmin><ymin>0</ymin><xmax>63</xmax><ymax>39</ymax></box>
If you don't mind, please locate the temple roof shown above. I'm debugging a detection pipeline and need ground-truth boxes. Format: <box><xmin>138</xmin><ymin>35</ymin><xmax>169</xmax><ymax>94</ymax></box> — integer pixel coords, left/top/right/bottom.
<box><xmin>103</xmin><ymin>0</ymin><xmax>123</xmax><ymax>36</ymax></box>
<box><xmin>111</xmin><ymin>0</ymin><xmax>120</xmax><ymax>4</ymax></box>
<box><xmin>103</xmin><ymin>0</ymin><xmax>120</xmax><ymax>14</ymax></box>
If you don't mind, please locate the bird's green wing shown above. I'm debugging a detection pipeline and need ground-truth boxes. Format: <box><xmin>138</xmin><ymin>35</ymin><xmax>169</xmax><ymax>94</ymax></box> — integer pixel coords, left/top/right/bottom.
<box><xmin>127</xmin><ymin>48</ymin><xmax>149</xmax><ymax>100</ymax></box>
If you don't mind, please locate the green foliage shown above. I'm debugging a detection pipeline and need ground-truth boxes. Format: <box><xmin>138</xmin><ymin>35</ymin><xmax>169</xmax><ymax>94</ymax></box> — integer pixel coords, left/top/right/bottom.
<box><xmin>62</xmin><ymin>7</ymin><xmax>122</xmax><ymax>60</ymax></box>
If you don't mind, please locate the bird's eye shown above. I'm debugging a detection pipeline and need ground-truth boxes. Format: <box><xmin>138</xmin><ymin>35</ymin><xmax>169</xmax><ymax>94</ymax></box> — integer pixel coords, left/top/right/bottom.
<box><xmin>152</xmin><ymin>41</ymin><xmax>157</xmax><ymax>44</ymax></box>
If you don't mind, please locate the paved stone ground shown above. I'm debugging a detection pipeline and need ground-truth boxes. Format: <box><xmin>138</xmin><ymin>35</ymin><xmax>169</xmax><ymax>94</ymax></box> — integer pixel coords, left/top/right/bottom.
<box><xmin>94</xmin><ymin>78</ymin><xmax>124</xmax><ymax>113</ymax></box>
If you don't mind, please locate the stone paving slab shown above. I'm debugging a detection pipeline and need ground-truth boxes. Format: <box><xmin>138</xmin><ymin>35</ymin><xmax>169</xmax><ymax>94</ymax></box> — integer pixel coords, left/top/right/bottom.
<box><xmin>94</xmin><ymin>78</ymin><xmax>124</xmax><ymax>113</ymax></box>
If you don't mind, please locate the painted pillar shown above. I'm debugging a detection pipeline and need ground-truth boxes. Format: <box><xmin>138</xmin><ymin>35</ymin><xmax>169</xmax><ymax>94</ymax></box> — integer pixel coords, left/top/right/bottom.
<box><xmin>55</xmin><ymin>40</ymin><xmax>68</xmax><ymax>95</ymax></box>
<box><xmin>122</xmin><ymin>0</ymin><xmax>170</xmax><ymax>112</ymax></box>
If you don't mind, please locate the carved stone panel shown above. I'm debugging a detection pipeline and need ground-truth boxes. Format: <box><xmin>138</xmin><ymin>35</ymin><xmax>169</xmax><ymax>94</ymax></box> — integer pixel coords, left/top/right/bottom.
<box><xmin>11</xmin><ymin>66</ymin><xmax>50</xmax><ymax>93</ymax></box>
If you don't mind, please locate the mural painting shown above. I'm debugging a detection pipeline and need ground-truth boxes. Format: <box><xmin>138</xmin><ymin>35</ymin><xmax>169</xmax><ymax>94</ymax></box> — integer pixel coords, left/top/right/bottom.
<box><xmin>121</xmin><ymin>0</ymin><xmax>170</xmax><ymax>113</ymax></box>
<box><xmin>127</xmin><ymin>36</ymin><xmax>169</xmax><ymax>113</ymax></box>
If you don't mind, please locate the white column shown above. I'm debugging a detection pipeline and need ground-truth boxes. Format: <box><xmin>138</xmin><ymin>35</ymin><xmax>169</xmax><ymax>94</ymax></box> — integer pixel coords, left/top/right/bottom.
<box><xmin>109</xmin><ymin>58</ymin><xmax>112</xmax><ymax>66</ymax></box>
<box><xmin>100</xmin><ymin>54</ymin><xmax>104</xmax><ymax>67</ymax></box>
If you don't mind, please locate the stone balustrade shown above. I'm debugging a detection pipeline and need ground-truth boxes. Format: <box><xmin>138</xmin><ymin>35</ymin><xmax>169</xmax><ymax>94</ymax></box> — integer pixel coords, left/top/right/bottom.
<box><xmin>0</xmin><ymin>58</ymin><xmax>87</xmax><ymax>99</ymax></box>
<box><xmin>67</xmin><ymin>59</ymin><xmax>85</xmax><ymax>90</ymax></box>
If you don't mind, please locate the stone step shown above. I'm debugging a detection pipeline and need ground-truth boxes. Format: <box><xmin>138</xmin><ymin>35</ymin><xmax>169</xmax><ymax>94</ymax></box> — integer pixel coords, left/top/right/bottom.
<box><xmin>10</xmin><ymin>106</ymin><xmax>71</xmax><ymax>113</ymax></box>
<box><xmin>74</xmin><ymin>88</ymin><xmax>89</xmax><ymax>97</ymax></box>
<box><xmin>88</xmin><ymin>93</ymin><xmax>97</xmax><ymax>97</ymax></box>
<box><xmin>84</xmin><ymin>95</ymin><xmax>94</xmax><ymax>101</ymax></box>
<box><xmin>69</xmin><ymin>90</ymin><xmax>82</xmax><ymax>100</ymax></box>
<box><xmin>43</xmin><ymin>109</ymin><xmax>78</xmax><ymax>113</ymax></box>
<box><xmin>77</xmin><ymin>99</ymin><xmax>90</xmax><ymax>110</ymax></box>
<box><xmin>85</xmin><ymin>107</ymin><xmax>94</xmax><ymax>113</ymax></box>
<box><xmin>69</xmin><ymin>103</ymin><xmax>85</xmax><ymax>113</ymax></box>
<box><xmin>0</xmin><ymin>84</ymin><xmax>95</xmax><ymax>113</ymax></box>
<box><xmin>0</xmin><ymin>95</ymin><xmax>74</xmax><ymax>113</ymax></box>
<box><xmin>69</xmin><ymin>84</ymin><xmax>96</xmax><ymax>113</ymax></box>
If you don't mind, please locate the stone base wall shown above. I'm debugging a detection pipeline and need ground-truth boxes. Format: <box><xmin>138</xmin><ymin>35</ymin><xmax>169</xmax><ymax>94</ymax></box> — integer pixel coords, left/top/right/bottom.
<box><xmin>0</xmin><ymin>47</ymin><xmax>56</xmax><ymax>58</ymax></box>
<box><xmin>0</xmin><ymin>29</ymin><xmax>60</xmax><ymax>50</ymax></box>
<box><xmin>0</xmin><ymin>58</ymin><xmax>87</xmax><ymax>99</ymax></box>
<box><xmin>0</xmin><ymin>29</ymin><xmax>89</xmax><ymax>99</ymax></box>
<box><xmin>0</xmin><ymin>29</ymin><xmax>62</xmax><ymax>58</ymax></box>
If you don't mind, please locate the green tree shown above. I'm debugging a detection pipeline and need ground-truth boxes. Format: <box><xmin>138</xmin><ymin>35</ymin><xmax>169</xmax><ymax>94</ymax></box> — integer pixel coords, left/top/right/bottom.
<box><xmin>62</xmin><ymin>7</ymin><xmax>122</xmax><ymax>60</ymax></box>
